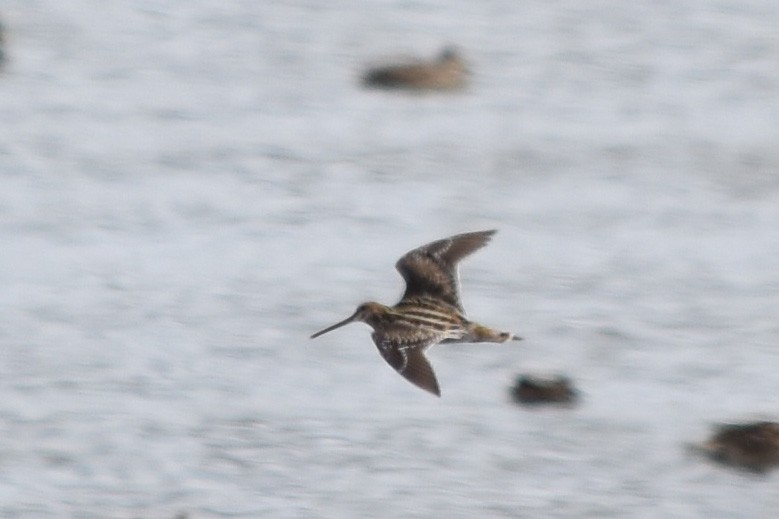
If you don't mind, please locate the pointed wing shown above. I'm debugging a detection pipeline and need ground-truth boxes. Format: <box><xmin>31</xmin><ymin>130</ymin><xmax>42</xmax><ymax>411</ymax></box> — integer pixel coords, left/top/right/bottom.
<box><xmin>372</xmin><ymin>331</ymin><xmax>442</xmax><ymax>397</ymax></box>
<box><xmin>395</xmin><ymin>230</ymin><xmax>496</xmax><ymax>313</ymax></box>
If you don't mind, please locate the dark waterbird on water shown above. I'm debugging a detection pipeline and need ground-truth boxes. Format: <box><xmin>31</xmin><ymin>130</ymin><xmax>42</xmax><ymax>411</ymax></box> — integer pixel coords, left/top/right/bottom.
<box><xmin>311</xmin><ymin>230</ymin><xmax>522</xmax><ymax>397</ymax></box>
<box><xmin>361</xmin><ymin>47</ymin><xmax>468</xmax><ymax>91</ymax></box>
<box><xmin>510</xmin><ymin>374</ymin><xmax>578</xmax><ymax>406</ymax></box>
<box><xmin>695</xmin><ymin>421</ymin><xmax>779</xmax><ymax>473</ymax></box>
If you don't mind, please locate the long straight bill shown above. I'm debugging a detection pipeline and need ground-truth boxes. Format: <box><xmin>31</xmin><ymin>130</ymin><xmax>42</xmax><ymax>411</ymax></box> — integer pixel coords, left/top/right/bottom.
<box><xmin>310</xmin><ymin>312</ymin><xmax>358</xmax><ymax>339</ymax></box>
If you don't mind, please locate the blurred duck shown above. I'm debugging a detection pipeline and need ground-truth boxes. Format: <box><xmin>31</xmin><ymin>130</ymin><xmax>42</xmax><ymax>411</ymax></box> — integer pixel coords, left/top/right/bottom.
<box><xmin>698</xmin><ymin>421</ymin><xmax>779</xmax><ymax>473</ymax></box>
<box><xmin>510</xmin><ymin>374</ymin><xmax>578</xmax><ymax>406</ymax></box>
<box><xmin>361</xmin><ymin>47</ymin><xmax>468</xmax><ymax>91</ymax></box>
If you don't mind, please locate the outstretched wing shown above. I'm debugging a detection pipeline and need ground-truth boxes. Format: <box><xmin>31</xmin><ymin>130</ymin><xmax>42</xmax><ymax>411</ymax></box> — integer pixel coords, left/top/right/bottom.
<box><xmin>395</xmin><ymin>230</ymin><xmax>496</xmax><ymax>313</ymax></box>
<box><xmin>372</xmin><ymin>331</ymin><xmax>443</xmax><ymax>397</ymax></box>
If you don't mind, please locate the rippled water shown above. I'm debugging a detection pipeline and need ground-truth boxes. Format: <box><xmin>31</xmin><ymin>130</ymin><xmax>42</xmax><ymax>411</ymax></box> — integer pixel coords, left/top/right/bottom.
<box><xmin>1</xmin><ymin>1</ymin><xmax>778</xmax><ymax>517</ymax></box>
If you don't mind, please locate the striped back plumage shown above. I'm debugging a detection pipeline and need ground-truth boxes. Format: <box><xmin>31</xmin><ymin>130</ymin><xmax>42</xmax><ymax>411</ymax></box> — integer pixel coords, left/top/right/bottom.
<box><xmin>391</xmin><ymin>296</ymin><xmax>468</xmax><ymax>339</ymax></box>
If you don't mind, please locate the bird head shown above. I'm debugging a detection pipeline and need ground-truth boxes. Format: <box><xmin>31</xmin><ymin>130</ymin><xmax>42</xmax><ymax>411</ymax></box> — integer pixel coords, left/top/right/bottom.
<box><xmin>310</xmin><ymin>302</ymin><xmax>386</xmax><ymax>339</ymax></box>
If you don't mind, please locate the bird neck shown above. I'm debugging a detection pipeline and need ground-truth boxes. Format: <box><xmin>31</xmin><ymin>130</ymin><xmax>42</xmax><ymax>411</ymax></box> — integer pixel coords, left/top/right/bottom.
<box><xmin>359</xmin><ymin>302</ymin><xmax>395</xmax><ymax>328</ymax></box>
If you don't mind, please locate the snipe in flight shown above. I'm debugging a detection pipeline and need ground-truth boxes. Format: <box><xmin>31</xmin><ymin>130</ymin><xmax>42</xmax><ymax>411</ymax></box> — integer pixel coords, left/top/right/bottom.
<box><xmin>310</xmin><ymin>230</ymin><xmax>521</xmax><ymax>397</ymax></box>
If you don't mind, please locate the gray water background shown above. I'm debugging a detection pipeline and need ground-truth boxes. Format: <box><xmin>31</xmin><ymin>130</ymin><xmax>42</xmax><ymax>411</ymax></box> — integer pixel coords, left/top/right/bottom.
<box><xmin>1</xmin><ymin>1</ymin><xmax>778</xmax><ymax>517</ymax></box>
